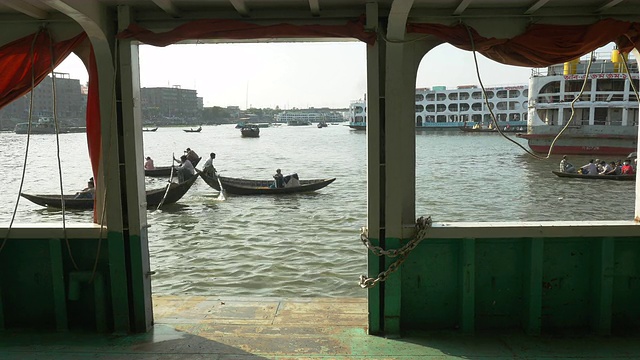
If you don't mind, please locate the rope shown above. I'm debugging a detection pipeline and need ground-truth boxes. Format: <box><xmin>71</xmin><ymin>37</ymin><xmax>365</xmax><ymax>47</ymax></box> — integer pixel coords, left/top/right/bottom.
<box><xmin>0</xmin><ymin>28</ymin><xmax>42</xmax><ymax>255</ymax></box>
<box><xmin>464</xmin><ymin>24</ymin><xmax>595</xmax><ymax>160</ymax></box>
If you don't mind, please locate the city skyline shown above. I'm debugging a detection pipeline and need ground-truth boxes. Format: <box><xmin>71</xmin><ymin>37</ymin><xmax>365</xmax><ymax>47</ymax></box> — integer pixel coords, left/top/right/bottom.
<box><xmin>53</xmin><ymin>41</ymin><xmax>617</xmax><ymax>110</ymax></box>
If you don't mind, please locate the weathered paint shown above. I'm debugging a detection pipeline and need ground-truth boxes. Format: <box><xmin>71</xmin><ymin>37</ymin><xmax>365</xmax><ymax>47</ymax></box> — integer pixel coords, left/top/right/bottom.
<box><xmin>388</xmin><ymin>235</ymin><xmax>640</xmax><ymax>334</ymax></box>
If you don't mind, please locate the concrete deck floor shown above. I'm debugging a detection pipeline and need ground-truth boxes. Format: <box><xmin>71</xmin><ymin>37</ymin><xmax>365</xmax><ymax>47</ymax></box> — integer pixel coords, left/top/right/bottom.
<box><xmin>2</xmin><ymin>295</ymin><xmax>640</xmax><ymax>359</ymax></box>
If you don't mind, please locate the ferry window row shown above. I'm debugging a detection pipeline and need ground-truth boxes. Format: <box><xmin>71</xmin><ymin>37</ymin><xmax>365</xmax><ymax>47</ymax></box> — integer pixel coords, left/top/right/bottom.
<box><xmin>538</xmin><ymin>107</ymin><xmax>638</xmax><ymax>126</ymax></box>
<box><xmin>418</xmin><ymin>101</ymin><xmax>528</xmax><ymax>113</ymax></box>
<box><xmin>419</xmin><ymin>113</ymin><xmax>527</xmax><ymax>123</ymax></box>
<box><xmin>537</xmin><ymin>79</ymin><xmax>638</xmax><ymax>96</ymax></box>
<box><xmin>416</xmin><ymin>89</ymin><xmax>528</xmax><ymax>102</ymax></box>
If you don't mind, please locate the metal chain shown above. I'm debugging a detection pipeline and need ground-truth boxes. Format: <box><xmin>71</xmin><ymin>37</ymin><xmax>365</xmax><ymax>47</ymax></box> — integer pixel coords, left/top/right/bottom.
<box><xmin>359</xmin><ymin>216</ymin><xmax>432</xmax><ymax>289</ymax></box>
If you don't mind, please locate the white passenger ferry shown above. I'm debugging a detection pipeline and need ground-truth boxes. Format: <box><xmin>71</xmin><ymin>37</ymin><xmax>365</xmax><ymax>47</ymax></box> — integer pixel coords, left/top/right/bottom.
<box><xmin>276</xmin><ymin>110</ymin><xmax>344</xmax><ymax>126</ymax></box>
<box><xmin>349</xmin><ymin>84</ymin><xmax>529</xmax><ymax>130</ymax></box>
<box><xmin>517</xmin><ymin>49</ymin><xmax>639</xmax><ymax>155</ymax></box>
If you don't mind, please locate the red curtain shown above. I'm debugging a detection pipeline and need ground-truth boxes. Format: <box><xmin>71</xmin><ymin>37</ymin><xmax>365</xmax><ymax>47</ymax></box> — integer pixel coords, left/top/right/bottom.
<box><xmin>0</xmin><ymin>31</ymin><xmax>87</xmax><ymax>110</ymax></box>
<box><xmin>407</xmin><ymin>18</ymin><xmax>640</xmax><ymax>67</ymax></box>
<box><xmin>116</xmin><ymin>17</ymin><xmax>376</xmax><ymax>46</ymax></box>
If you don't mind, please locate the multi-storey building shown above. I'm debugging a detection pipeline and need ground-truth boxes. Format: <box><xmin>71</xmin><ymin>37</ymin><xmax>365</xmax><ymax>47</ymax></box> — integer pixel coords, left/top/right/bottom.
<box><xmin>140</xmin><ymin>85</ymin><xmax>202</xmax><ymax>121</ymax></box>
<box><xmin>0</xmin><ymin>73</ymin><xmax>84</xmax><ymax>121</ymax></box>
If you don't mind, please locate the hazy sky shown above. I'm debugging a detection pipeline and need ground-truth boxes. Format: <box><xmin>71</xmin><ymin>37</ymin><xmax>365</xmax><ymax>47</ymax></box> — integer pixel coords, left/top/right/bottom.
<box><xmin>54</xmin><ymin>41</ymin><xmax>610</xmax><ymax>110</ymax></box>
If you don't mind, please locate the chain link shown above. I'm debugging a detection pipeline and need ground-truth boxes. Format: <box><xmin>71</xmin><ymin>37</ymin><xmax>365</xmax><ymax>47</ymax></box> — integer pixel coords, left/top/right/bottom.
<box><xmin>359</xmin><ymin>216</ymin><xmax>432</xmax><ymax>289</ymax></box>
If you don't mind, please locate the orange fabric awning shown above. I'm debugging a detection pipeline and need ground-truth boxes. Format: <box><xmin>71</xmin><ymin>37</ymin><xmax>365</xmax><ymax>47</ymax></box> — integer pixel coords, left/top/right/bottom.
<box><xmin>407</xmin><ymin>18</ymin><xmax>640</xmax><ymax>67</ymax></box>
<box><xmin>116</xmin><ymin>17</ymin><xmax>376</xmax><ymax>46</ymax></box>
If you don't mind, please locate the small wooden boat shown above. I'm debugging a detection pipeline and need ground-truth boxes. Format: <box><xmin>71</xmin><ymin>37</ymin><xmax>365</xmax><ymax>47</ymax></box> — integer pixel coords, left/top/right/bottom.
<box><xmin>145</xmin><ymin>157</ymin><xmax>201</xmax><ymax>177</ymax></box>
<box><xmin>143</xmin><ymin>127</ymin><xmax>158</xmax><ymax>132</ymax></box>
<box><xmin>183</xmin><ymin>126</ymin><xmax>202</xmax><ymax>133</ymax></box>
<box><xmin>198</xmin><ymin>170</ymin><xmax>335</xmax><ymax>195</ymax></box>
<box><xmin>20</xmin><ymin>174</ymin><xmax>200</xmax><ymax>210</ymax></box>
<box><xmin>551</xmin><ymin>170</ymin><xmax>635</xmax><ymax>181</ymax></box>
<box><xmin>240</xmin><ymin>125</ymin><xmax>260</xmax><ymax>137</ymax></box>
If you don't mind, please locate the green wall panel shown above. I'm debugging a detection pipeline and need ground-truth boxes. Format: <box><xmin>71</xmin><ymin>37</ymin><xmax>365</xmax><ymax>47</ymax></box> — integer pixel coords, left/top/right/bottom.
<box><xmin>401</xmin><ymin>241</ymin><xmax>459</xmax><ymax>329</ymax></box>
<box><xmin>474</xmin><ymin>239</ymin><xmax>525</xmax><ymax>329</ymax></box>
<box><xmin>395</xmin><ymin>236</ymin><xmax>640</xmax><ymax>334</ymax></box>
<box><xmin>542</xmin><ymin>239</ymin><xmax>593</xmax><ymax>330</ymax></box>
<box><xmin>0</xmin><ymin>240</ymin><xmax>57</xmax><ymax>329</ymax></box>
<box><xmin>612</xmin><ymin>240</ymin><xmax>640</xmax><ymax>332</ymax></box>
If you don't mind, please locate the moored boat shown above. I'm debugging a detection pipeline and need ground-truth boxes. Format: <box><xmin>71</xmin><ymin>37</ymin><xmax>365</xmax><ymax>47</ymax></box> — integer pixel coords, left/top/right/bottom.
<box><xmin>20</xmin><ymin>174</ymin><xmax>199</xmax><ymax>210</ymax></box>
<box><xmin>14</xmin><ymin>116</ymin><xmax>86</xmax><ymax>134</ymax></box>
<box><xmin>516</xmin><ymin>49</ymin><xmax>639</xmax><ymax>155</ymax></box>
<box><xmin>198</xmin><ymin>170</ymin><xmax>335</xmax><ymax>195</ymax></box>
<box><xmin>349</xmin><ymin>83</ymin><xmax>529</xmax><ymax>130</ymax></box>
<box><xmin>551</xmin><ymin>170</ymin><xmax>635</xmax><ymax>181</ymax></box>
<box><xmin>143</xmin><ymin>127</ymin><xmax>158</xmax><ymax>132</ymax></box>
<box><xmin>459</xmin><ymin>125</ymin><xmax>526</xmax><ymax>133</ymax></box>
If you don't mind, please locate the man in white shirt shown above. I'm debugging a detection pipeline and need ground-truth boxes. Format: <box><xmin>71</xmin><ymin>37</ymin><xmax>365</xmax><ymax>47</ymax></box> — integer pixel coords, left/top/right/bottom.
<box><xmin>175</xmin><ymin>155</ymin><xmax>196</xmax><ymax>182</ymax></box>
<box><xmin>559</xmin><ymin>155</ymin><xmax>575</xmax><ymax>173</ymax></box>
<box><xmin>581</xmin><ymin>159</ymin><xmax>598</xmax><ymax>175</ymax></box>
<box><xmin>203</xmin><ymin>152</ymin><xmax>216</xmax><ymax>177</ymax></box>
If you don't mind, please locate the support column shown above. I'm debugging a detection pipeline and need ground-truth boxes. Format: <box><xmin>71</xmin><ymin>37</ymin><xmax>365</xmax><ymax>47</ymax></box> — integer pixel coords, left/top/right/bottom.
<box><xmin>365</xmin><ymin>2</ymin><xmax>384</xmax><ymax>336</ymax></box>
<box><xmin>117</xmin><ymin>5</ymin><xmax>154</xmax><ymax>334</ymax></box>
<box><xmin>633</xmin><ymin>49</ymin><xmax>640</xmax><ymax>220</ymax></box>
<box><xmin>54</xmin><ymin>1</ymin><xmax>132</xmax><ymax>333</ymax></box>
<box><xmin>365</xmin><ymin>1</ymin><xmax>440</xmax><ymax>335</ymax></box>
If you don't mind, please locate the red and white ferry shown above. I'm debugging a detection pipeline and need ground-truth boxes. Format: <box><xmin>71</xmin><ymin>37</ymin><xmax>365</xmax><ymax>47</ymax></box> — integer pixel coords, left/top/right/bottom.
<box><xmin>517</xmin><ymin>50</ymin><xmax>639</xmax><ymax>156</ymax></box>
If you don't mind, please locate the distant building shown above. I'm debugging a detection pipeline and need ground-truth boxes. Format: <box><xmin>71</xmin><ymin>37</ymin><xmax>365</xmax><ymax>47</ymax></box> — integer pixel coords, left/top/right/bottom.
<box><xmin>140</xmin><ymin>85</ymin><xmax>202</xmax><ymax>121</ymax></box>
<box><xmin>0</xmin><ymin>73</ymin><xmax>84</xmax><ymax>120</ymax></box>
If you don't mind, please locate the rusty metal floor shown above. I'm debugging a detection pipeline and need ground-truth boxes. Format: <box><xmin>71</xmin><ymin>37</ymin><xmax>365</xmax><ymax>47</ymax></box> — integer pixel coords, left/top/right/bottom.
<box><xmin>2</xmin><ymin>296</ymin><xmax>640</xmax><ymax>359</ymax></box>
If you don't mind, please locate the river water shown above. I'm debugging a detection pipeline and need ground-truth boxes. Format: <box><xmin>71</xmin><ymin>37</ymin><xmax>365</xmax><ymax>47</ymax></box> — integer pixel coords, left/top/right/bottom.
<box><xmin>0</xmin><ymin>124</ymin><xmax>635</xmax><ymax>298</ymax></box>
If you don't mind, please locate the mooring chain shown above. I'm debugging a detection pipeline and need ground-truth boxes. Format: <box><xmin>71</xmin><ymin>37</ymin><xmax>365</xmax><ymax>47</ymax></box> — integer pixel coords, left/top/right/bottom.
<box><xmin>359</xmin><ymin>216</ymin><xmax>432</xmax><ymax>289</ymax></box>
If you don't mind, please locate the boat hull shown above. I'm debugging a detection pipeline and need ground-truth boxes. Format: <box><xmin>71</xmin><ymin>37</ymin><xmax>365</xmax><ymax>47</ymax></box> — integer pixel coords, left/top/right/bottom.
<box><xmin>551</xmin><ymin>170</ymin><xmax>635</xmax><ymax>181</ymax></box>
<box><xmin>240</xmin><ymin>126</ymin><xmax>260</xmax><ymax>137</ymax></box>
<box><xmin>145</xmin><ymin>157</ymin><xmax>201</xmax><ymax>177</ymax></box>
<box><xmin>20</xmin><ymin>174</ymin><xmax>199</xmax><ymax>210</ymax></box>
<box><xmin>199</xmin><ymin>171</ymin><xmax>335</xmax><ymax>195</ymax></box>
<box><xmin>459</xmin><ymin>126</ymin><xmax>526</xmax><ymax>133</ymax></box>
<box><xmin>517</xmin><ymin>133</ymin><xmax>637</xmax><ymax>155</ymax></box>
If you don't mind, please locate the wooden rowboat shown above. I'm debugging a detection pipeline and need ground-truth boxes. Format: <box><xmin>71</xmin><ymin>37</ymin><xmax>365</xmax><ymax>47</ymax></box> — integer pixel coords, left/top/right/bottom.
<box><xmin>551</xmin><ymin>170</ymin><xmax>635</xmax><ymax>181</ymax></box>
<box><xmin>198</xmin><ymin>170</ymin><xmax>335</xmax><ymax>195</ymax></box>
<box><xmin>183</xmin><ymin>126</ymin><xmax>202</xmax><ymax>133</ymax></box>
<box><xmin>145</xmin><ymin>157</ymin><xmax>201</xmax><ymax>177</ymax></box>
<box><xmin>20</xmin><ymin>174</ymin><xmax>199</xmax><ymax>210</ymax></box>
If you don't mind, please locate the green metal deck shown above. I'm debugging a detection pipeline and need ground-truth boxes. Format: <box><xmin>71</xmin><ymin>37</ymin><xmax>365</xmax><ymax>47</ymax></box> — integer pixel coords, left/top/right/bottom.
<box><xmin>2</xmin><ymin>295</ymin><xmax>640</xmax><ymax>359</ymax></box>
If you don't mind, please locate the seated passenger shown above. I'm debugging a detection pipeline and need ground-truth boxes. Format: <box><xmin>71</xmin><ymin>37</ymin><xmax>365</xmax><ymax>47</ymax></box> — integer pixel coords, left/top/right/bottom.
<box><xmin>144</xmin><ymin>156</ymin><xmax>155</xmax><ymax>170</ymax></box>
<box><xmin>74</xmin><ymin>177</ymin><xmax>95</xmax><ymax>199</ymax></box>
<box><xmin>621</xmin><ymin>160</ymin><xmax>635</xmax><ymax>175</ymax></box>
<box><xmin>580</xmin><ymin>159</ymin><xmax>598</xmax><ymax>175</ymax></box>
<box><xmin>559</xmin><ymin>155</ymin><xmax>576</xmax><ymax>173</ymax></box>
<box><xmin>604</xmin><ymin>161</ymin><xmax>618</xmax><ymax>175</ymax></box>
<box><xmin>598</xmin><ymin>161</ymin><xmax>613</xmax><ymax>175</ymax></box>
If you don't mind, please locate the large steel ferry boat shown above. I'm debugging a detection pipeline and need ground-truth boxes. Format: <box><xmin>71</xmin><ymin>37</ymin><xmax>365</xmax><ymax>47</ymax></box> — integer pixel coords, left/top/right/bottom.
<box><xmin>14</xmin><ymin>116</ymin><xmax>86</xmax><ymax>134</ymax></box>
<box><xmin>516</xmin><ymin>50</ymin><xmax>639</xmax><ymax>155</ymax></box>
<box><xmin>349</xmin><ymin>84</ymin><xmax>529</xmax><ymax>130</ymax></box>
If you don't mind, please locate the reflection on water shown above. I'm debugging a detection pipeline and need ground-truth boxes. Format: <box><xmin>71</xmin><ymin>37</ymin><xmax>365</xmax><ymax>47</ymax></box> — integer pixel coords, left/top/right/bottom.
<box><xmin>0</xmin><ymin>125</ymin><xmax>634</xmax><ymax>297</ymax></box>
